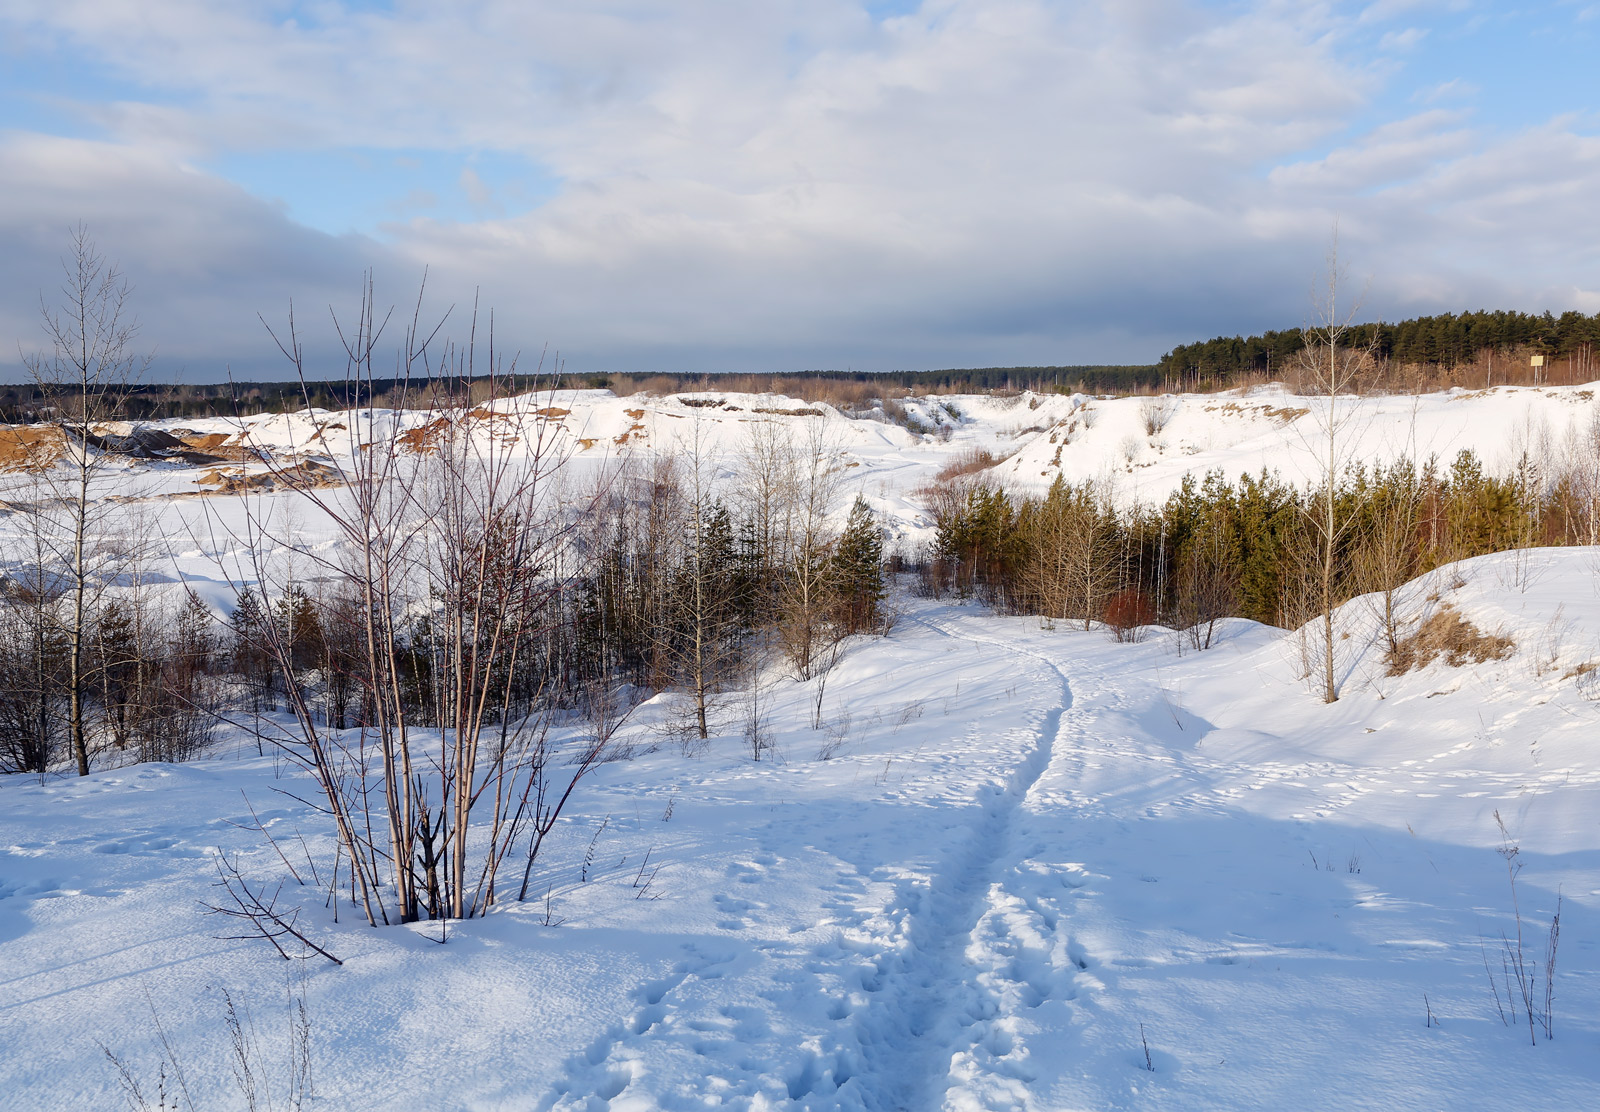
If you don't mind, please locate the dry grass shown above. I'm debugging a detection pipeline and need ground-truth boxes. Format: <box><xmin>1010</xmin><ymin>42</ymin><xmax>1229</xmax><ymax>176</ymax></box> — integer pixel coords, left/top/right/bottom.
<box><xmin>935</xmin><ymin>448</ymin><xmax>1000</xmax><ymax>482</ymax></box>
<box><xmin>1387</xmin><ymin>604</ymin><xmax>1516</xmax><ymax>675</ymax></box>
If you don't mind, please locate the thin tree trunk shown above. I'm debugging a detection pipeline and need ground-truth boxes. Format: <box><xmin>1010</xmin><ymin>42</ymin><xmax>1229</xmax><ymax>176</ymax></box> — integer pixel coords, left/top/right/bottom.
<box><xmin>69</xmin><ymin>418</ymin><xmax>93</xmax><ymax>775</ymax></box>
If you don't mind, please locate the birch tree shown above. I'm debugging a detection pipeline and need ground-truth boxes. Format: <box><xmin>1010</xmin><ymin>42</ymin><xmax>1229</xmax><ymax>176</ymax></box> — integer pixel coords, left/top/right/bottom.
<box><xmin>234</xmin><ymin>282</ymin><xmax>607</xmax><ymax>925</ymax></box>
<box><xmin>780</xmin><ymin>423</ymin><xmax>844</xmax><ymax>679</ymax></box>
<box><xmin>23</xmin><ymin>227</ymin><xmax>150</xmax><ymax>775</ymax></box>
<box><xmin>1295</xmin><ymin>235</ymin><xmax>1371</xmax><ymax>703</ymax></box>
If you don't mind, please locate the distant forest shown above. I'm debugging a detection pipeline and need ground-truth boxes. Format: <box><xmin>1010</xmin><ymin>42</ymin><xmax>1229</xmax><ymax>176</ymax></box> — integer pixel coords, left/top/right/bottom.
<box><xmin>1159</xmin><ymin>309</ymin><xmax>1600</xmax><ymax>389</ymax></box>
<box><xmin>6</xmin><ymin>308</ymin><xmax>1600</xmax><ymax>423</ymax></box>
<box><xmin>0</xmin><ymin>365</ymin><xmax>1158</xmax><ymax>422</ymax></box>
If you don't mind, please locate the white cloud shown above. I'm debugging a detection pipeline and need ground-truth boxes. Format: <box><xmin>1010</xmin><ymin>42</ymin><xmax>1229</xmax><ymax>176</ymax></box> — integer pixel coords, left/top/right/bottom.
<box><xmin>0</xmin><ymin>131</ymin><xmax>385</xmax><ymax>378</ymax></box>
<box><xmin>0</xmin><ymin>0</ymin><xmax>1597</xmax><ymax>375</ymax></box>
<box><xmin>458</xmin><ymin>167</ymin><xmax>494</xmax><ymax>212</ymax></box>
<box><xmin>1378</xmin><ymin>26</ymin><xmax>1429</xmax><ymax>50</ymax></box>
<box><xmin>1417</xmin><ymin>77</ymin><xmax>1478</xmax><ymax>103</ymax></box>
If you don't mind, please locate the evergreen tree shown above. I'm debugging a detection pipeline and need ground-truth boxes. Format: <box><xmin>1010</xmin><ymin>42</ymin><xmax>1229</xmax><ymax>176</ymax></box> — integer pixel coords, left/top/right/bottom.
<box><xmin>833</xmin><ymin>496</ymin><xmax>885</xmax><ymax>634</ymax></box>
<box><xmin>229</xmin><ymin>587</ymin><xmax>276</xmax><ymax>710</ymax></box>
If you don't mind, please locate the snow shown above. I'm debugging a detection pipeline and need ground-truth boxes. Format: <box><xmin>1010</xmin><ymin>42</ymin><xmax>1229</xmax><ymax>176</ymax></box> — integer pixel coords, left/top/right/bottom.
<box><xmin>5</xmin><ymin>385</ymin><xmax>1600</xmax><ymax>1106</ymax></box>
<box><xmin>4</xmin><ymin>548</ymin><xmax>1600</xmax><ymax>1109</ymax></box>
<box><xmin>7</xmin><ymin>382</ymin><xmax>1598</xmax><ymax>602</ymax></box>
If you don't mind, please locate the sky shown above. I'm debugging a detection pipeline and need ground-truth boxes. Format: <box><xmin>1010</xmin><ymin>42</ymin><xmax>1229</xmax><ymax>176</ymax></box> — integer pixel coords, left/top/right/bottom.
<box><xmin>2</xmin><ymin>0</ymin><xmax>1598</xmax><ymax>381</ymax></box>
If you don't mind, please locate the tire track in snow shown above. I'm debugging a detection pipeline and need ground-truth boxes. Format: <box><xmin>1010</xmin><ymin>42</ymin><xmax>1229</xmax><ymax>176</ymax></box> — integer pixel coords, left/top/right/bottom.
<box><xmin>798</xmin><ymin>616</ymin><xmax>1072</xmax><ymax>1111</ymax></box>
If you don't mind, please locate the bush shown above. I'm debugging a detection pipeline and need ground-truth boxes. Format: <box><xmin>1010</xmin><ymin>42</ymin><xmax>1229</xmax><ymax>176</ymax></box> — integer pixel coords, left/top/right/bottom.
<box><xmin>1102</xmin><ymin>588</ymin><xmax>1156</xmax><ymax>641</ymax></box>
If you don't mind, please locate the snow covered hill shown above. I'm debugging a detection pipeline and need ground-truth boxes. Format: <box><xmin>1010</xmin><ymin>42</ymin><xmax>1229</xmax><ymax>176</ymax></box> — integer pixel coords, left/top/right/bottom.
<box><xmin>3</xmin><ymin>549</ymin><xmax>1597</xmax><ymax>1110</ymax></box>
<box><xmin>4</xmin><ymin>380</ymin><xmax>1599</xmax><ymax>609</ymax></box>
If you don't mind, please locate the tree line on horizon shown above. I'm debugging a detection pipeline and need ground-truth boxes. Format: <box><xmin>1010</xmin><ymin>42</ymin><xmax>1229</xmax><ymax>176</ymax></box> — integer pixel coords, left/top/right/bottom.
<box><xmin>6</xmin><ymin>306</ymin><xmax>1600</xmax><ymax>425</ymax></box>
<box><xmin>1160</xmin><ymin>309</ymin><xmax>1600</xmax><ymax>390</ymax></box>
<box><xmin>0</xmin><ymin>365</ymin><xmax>1160</xmax><ymax>423</ymax></box>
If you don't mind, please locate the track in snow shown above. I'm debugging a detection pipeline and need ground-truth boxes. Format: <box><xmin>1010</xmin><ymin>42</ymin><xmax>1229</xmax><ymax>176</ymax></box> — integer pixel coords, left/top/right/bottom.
<box><xmin>528</xmin><ymin>614</ymin><xmax>1094</xmax><ymax>1112</ymax></box>
<box><xmin>801</xmin><ymin>616</ymin><xmax>1077</xmax><ymax>1111</ymax></box>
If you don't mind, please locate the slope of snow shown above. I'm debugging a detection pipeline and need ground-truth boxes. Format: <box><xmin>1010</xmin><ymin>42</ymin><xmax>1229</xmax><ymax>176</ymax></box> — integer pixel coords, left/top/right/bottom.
<box><xmin>4</xmin><ymin>382</ymin><xmax>1598</xmax><ymax>614</ymax></box>
<box><xmin>3</xmin><ymin>550</ymin><xmax>1598</xmax><ymax>1109</ymax></box>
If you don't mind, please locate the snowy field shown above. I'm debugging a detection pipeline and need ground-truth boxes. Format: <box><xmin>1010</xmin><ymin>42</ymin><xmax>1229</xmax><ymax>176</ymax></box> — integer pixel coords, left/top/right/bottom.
<box><xmin>4</xmin><ymin>548</ymin><xmax>1599</xmax><ymax>1110</ymax></box>
<box><xmin>4</xmin><ymin>383</ymin><xmax>1600</xmax><ymax>1109</ymax></box>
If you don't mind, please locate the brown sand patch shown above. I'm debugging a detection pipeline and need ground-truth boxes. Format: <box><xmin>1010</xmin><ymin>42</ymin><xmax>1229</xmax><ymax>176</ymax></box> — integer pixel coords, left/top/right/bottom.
<box><xmin>0</xmin><ymin>426</ymin><xmax>68</xmax><ymax>472</ymax></box>
<box><xmin>193</xmin><ymin>460</ymin><xmax>343</xmax><ymax>494</ymax></box>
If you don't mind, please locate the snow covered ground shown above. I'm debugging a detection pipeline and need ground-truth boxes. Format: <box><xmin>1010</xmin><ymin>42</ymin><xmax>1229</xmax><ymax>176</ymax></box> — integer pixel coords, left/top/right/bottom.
<box><xmin>4</xmin><ymin>549</ymin><xmax>1598</xmax><ymax>1110</ymax></box>
<box><xmin>5</xmin><ymin>380</ymin><xmax>1598</xmax><ymax>586</ymax></box>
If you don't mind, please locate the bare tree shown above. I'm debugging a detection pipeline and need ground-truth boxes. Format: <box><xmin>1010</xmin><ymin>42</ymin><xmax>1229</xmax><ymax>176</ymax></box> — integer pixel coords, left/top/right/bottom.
<box><xmin>779</xmin><ymin>422</ymin><xmax>845</xmax><ymax>679</ymax></box>
<box><xmin>655</xmin><ymin>421</ymin><xmax>742</xmax><ymax>740</ymax></box>
<box><xmin>22</xmin><ymin>226</ymin><xmax>151</xmax><ymax>775</ymax></box>
<box><xmin>1173</xmin><ymin>513</ymin><xmax>1235</xmax><ymax>651</ymax></box>
<box><xmin>1294</xmin><ymin>234</ymin><xmax>1371</xmax><ymax>703</ymax></box>
<box><xmin>224</xmin><ymin>280</ymin><xmax>607</xmax><ymax>926</ymax></box>
<box><xmin>1558</xmin><ymin>409</ymin><xmax>1600</xmax><ymax>545</ymax></box>
<box><xmin>1022</xmin><ymin>477</ymin><xmax>1118</xmax><ymax>630</ymax></box>
<box><xmin>1356</xmin><ymin>458</ymin><xmax>1425</xmax><ymax>665</ymax></box>
<box><xmin>732</xmin><ymin>419</ymin><xmax>800</xmax><ymax>650</ymax></box>
<box><xmin>733</xmin><ymin>419</ymin><xmax>797</xmax><ymax>586</ymax></box>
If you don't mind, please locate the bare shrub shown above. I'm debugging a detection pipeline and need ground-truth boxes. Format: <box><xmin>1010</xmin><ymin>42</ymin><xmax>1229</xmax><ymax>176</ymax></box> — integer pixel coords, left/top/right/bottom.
<box><xmin>1174</xmin><ymin>523</ymin><xmax>1235</xmax><ymax>652</ymax></box>
<box><xmin>816</xmin><ymin>706</ymin><xmax>852</xmax><ymax>761</ymax></box>
<box><xmin>739</xmin><ymin>650</ymin><xmax>779</xmax><ymax>761</ymax></box>
<box><xmin>1102</xmin><ymin>588</ymin><xmax>1154</xmax><ymax>643</ymax></box>
<box><xmin>1139</xmin><ymin>395</ymin><xmax>1177</xmax><ymax>436</ymax></box>
<box><xmin>101</xmin><ymin>982</ymin><xmax>315</xmax><ymax>1112</ymax></box>
<box><xmin>1482</xmin><ymin>811</ymin><xmax>1562</xmax><ymax>1045</ymax></box>
<box><xmin>1387</xmin><ymin>604</ymin><xmax>1516</xmax><ymax>675</ymax></box>
<box><xmin>891</xmin><ymin>699</ymin><xmax>924</xmax><ymax>734</ymax></box>
<box><xmin>1531</xmin><ymin>607</ymin><xmax>1572</xmax><ymax>679</ymax></box>
<box><xmin>208</xmin><ymin>851</ymin><xmax>344</xmax><ymax>966</ymax></box>
<box><xmin>238</xmin><ymin>283</ymin><xmax>611</xmax><ymax>927</ymax></box>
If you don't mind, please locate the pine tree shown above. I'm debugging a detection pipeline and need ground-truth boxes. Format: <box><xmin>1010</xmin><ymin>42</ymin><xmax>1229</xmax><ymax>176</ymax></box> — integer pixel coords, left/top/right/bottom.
<box><xmin>666</xmin><ymin>497</ymin><xmax>743</xmax><ymax>739</ymax></box>
<box><xmin>274</xmin><ymin>585</ymin><xmax>324</xmax><ymax>675</ymax></box>
<box><xmin>229</xmin><ymin>587</ymin><xmax>276</xmax><ymax>711</ymax></box>
<box><xmin>833</xmin><ymin>496</ymin><xmax>885</xmax><ymax>635</ymax></box>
